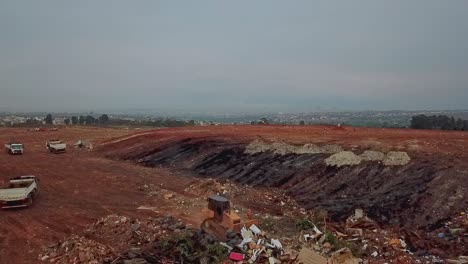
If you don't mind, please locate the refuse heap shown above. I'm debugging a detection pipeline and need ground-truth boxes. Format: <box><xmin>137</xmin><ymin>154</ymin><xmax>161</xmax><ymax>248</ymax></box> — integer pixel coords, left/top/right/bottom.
<box><xmin>39</xmin><ymin>214</ymin><xmax>188</xmax><ymax>264</ymax></box>
<box><xmin>425</xmin><ymin>210</ymin><xmax>468</xmax><ymax>260</ymax></box>
<box><xmin>219</xmin><ymin>223</ymin><xmax>291</xmax><ymax>263</ymax></box>
<box><xmin>38</xmin><ymin>209</ymin><xmax>456</xmax><ymax>263</ymax></box>
<box><xmin>39</xmin><ymin>236</ymin><xmax>115</xmax><ymax>264</ymax></box>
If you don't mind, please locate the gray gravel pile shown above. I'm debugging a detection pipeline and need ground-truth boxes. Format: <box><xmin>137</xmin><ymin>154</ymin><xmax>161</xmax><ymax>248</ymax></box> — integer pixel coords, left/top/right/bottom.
<box><xmin>321</xmin><ymin>144</ymin><xmax>344</xmax><ymax>154</ymax></box>
<box><xmin>295</xmin><ymin>143</ymin><xmax>323</xmax><ymax>154</ymax></box>
<box><xmin>382</xmin><ymin>151</ymin><xmax>411</xmax><ymax>166</ymax></box>
<box><xmin>272</xmin><ymin>142</ymin><xmax>298</xmax><ymax>155</ymax></box>
<box><xmin>244</xmin><ymin>140</ymin><xmax>272</xmax><ymax>154</ymax></box>
<box><xmin>325</xmin><ymin>151</ymin><xmax>362</xmax><ymax>167</ymax></box>
<box><xmin>360</xmin><ymin>150</ymin><xmax>386</xmax><ymax>161</ymax></box>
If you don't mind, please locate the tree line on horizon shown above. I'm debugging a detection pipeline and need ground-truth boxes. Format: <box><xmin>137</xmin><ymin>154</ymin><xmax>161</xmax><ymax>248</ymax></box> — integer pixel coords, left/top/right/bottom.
<box><xmin>410</xmin><ymin>114</ymin><xmax>468</xmax><ymax>131</ymax></box>
<box><xmin>43</xmin><ymin>114</ymin><xmax>110</xmax><ymax>126</ymax></box>
<box><xmin>43</xmin><ymin>113</ymin><xmax>194</xmax><ymax>128</ymax></box>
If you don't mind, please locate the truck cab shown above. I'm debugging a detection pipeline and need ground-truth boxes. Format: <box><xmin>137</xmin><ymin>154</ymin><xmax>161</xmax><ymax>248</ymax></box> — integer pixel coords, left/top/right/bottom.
<box><xmin>5</xmin><ymin>143</ymin><xmax>24</xmax><ymax>155</ymax></box>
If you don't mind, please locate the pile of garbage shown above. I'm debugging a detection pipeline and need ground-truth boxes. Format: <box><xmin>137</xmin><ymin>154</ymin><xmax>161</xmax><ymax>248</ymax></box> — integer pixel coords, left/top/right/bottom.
<box><xmin>84</xmin><ymin>215</ymin><xmax>187</xmax><ymax>247</ymax></box>
<box><xmin>219</xmin><ymin>223</ymin><xmax>294</xmax><ymax>263</ymax></box>
<box><xmin>288</xmin><ymin>208</ymin><xmax>465</xmax><ymax>263</ymax></box>
<box><xmin>38</xmin><ymin>207</ymin><xmax>459</xmax><ymax>264</ymax></box>
<box><xmin>39</xmin><ymin>236</ymin><xmax>116</xmax><ymax>263</ymax></box>
<box><xmin>39</xmin><ymin>214</ymin><xmax>189</xmax><ymax>264</ymax></box>
<box><xmin>426</xmin><ymin>210</ymin><xmax>468</xmax><ymax>260</ymax></box>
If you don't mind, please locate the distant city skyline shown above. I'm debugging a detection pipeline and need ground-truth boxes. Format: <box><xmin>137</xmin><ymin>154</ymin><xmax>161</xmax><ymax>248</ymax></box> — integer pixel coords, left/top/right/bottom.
<box><xmin>1</xmin><ymin>1</ymin><xmax>467</xmax><ymax>112</ymax></box>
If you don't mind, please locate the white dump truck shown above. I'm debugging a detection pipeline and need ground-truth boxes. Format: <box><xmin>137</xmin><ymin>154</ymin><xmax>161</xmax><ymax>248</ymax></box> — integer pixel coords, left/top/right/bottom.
<box><xmin>5</xmin><ymin>142</ymin><xmax>24</xmax><ymax>155</ymax></box>
<box><xmin>0</xmin><ymin>176</ymin><xmax>39</xmax><ymax>209</ymax></box>
<box><xmin>46</xmin><ymin>140</ymin><xmax>66</xmax><ymax>153</ymax></box>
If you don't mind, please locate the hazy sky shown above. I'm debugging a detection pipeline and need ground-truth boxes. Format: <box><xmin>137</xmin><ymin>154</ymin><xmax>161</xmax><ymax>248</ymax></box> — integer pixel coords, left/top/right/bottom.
<box><xmin>1</xmin><ymin>1</ymin><xmax>467</xmax><ymax>112</ymax></box>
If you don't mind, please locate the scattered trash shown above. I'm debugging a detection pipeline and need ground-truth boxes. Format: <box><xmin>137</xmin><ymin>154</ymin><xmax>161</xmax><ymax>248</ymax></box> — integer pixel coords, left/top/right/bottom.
<box><xmin>229</xmin><ymin>252</ymin><xmax>244</xmax><ymax>261</ymax></box>
<box><xmin>249</xmin><ymin>224</ymin><xmax>262</xmax><ymax>235</ymax></box>
<box><xmin>74</xmin><ymin>139</ymin><xmax>93</xmax><ymax>150</ymax></box>
<box><xmin>163</xmin><ymin>193</ymin><xmax>174</xmax><ymax>200</ymax></box>
<box><xmin>328</xmin><ymin>248</ymin><xmax>360</xmax><ymax>264</ymax></box>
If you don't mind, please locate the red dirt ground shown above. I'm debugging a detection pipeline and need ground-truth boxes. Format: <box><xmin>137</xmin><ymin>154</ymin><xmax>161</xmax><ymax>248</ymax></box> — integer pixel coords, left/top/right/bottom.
<box><xmin>101</xmin><ymin>125</ymin><xmax>468</xmax><ymax>158</ymax></box>
<box><xmin>0</xmin><ymin>125</ymin><xmax>467</xmax><ymax>263</ymax></box>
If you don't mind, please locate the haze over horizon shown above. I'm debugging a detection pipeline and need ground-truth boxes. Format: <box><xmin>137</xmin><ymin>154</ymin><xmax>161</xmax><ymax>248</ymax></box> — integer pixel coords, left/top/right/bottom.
<box><xmin>1</xmin><ymin>1</ymin><xmax>467</xmax><ymax>113</ymax></box>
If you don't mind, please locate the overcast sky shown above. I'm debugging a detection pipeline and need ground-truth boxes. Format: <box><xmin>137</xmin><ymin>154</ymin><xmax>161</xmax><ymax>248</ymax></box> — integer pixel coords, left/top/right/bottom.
<box><xmin>1</xmin><ymin>1</ymin><xmax>467</xmax><ymax>112</ymax></box>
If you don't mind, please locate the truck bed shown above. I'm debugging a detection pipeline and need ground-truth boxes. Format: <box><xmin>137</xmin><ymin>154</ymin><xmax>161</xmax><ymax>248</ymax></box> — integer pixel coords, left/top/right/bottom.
<box><xmin>0</xmin><ymin>177</ymin><xmax>37</xmax><ymax>208</ymax></box>
<box><xmin>49</xmin><ymin>143</ymin><xmax>66</xmax><ymax>149</ymax></box>
<box><xmin>0</xmin><ymin>188</ymin><xmax>31</xmax><ymax>201</ymax></box>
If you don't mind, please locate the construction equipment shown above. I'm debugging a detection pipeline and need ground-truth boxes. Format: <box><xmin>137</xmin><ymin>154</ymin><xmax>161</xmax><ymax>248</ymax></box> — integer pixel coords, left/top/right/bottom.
<box><xmin>201</xmin><ymin>195</ymin><xmax>258</xmax><ymax>240</ymax></box>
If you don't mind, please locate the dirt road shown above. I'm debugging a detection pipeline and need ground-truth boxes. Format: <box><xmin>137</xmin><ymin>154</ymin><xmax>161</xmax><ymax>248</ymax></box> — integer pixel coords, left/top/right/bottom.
<box><xmin>0</xmin><ymin>128</ymin><xmax>196</xmax><ymax>263</ymax></box>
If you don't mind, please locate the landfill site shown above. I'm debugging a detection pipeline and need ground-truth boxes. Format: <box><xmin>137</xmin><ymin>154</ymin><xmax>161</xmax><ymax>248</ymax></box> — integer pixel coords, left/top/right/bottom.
<box><xmin>0</xmin><ymin>125</ymin><xmax>467</xmax><ymax>264</ymax></box>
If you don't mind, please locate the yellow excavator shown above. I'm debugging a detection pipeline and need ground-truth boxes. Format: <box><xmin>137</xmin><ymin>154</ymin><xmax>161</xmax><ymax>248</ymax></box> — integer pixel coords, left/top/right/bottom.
<box><xmin>201</xmin><ymin>195</ymin><xmax>258</xmax><ymax>240</ymax></box>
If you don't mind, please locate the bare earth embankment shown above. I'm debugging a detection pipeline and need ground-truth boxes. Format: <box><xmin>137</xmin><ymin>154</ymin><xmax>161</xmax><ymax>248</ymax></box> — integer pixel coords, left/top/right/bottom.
<box><xmin>1</xmin><ymin>125</ymin><xmax>467</xmax><ymax>263</ymax></box>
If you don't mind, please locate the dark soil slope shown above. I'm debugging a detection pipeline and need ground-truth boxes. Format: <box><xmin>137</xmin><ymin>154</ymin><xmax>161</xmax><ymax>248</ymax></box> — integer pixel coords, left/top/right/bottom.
<box><xmin>102</xmin><ymin>137</ymin><xmax>468</xmax><ymax>230</ymax></box>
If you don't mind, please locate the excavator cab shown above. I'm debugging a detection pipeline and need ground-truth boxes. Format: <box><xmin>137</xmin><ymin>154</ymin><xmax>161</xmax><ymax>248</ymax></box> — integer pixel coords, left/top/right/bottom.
<box><xmin>208</xmin><ymin>195</ymin><xmax>232</xmax><ymax>221</ymax></box>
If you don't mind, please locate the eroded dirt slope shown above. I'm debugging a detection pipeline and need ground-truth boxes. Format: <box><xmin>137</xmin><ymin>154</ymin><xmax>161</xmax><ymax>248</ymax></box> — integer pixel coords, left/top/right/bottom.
<box><xmin>100</xmin><ymin>126</ymin><xmax>468</xmax><ymax>230</ymax></box>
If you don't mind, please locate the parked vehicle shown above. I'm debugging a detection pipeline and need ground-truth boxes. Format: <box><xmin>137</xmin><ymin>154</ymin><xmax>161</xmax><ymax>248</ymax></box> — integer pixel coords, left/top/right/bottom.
<box><xmin>0</xmin><ymin>176</ymin><xmax>39</xmax><ymax>209</ymax></box>
<box><xmin>46</xmin><ymin>140</ymin><xmax>66</xmax><ymax>153</ymax></box>
<box><xmin>5</xmin><ymin>143</ymin><xmax>24</xmax><ymax>155</ymax></box>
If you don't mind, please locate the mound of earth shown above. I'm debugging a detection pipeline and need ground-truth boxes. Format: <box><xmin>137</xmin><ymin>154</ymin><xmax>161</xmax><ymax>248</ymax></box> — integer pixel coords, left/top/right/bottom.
<box><xmin>321</xmin><ymin>144</ymin><xmax>344</xmax><ymax>154</ymax></box>
<box><xmin>325</xmin><ymin>151</ymin><xmax>362</xmax><ymax>167</ymax></box>
<box><xmin>383</xmin><ymin>151</ymin><xmax>411</xmax><ymax>165</ymax></box>
<box><xmin>100</xmin><ymin>136</ymin><xmax>467</xmax><ymax>231</ymax></box>
<box><xmin>244</xmin><ymin>139</ymin><xmax>272</xmax><ymax>154</ymax></box>
<box><xmin>272</xmin><ymin>142</ymin><xmax>298</xmax><ymax>155</ymax></box>
<box><xmin>296</xmin><ymin>143</ymin><xmax>323</xmax><ymax>154</ymax></box>
<box><xmin>360</xmin><ymin>150</ymin><xmax>386</xmax><ymax>161</ymax></box>
<box><xmin>245</xmin><ymin>140</ymin><xmax>343</xmax><ymax>156</ymax></box>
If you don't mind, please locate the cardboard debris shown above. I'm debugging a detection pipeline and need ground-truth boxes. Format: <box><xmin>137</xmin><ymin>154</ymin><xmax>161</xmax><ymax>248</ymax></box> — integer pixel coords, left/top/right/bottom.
<box><xmin>328</xmin><ymin>248</ymin><xmax>360</xmax><ymax>264</ymax></box>
<box><xmin>297</xmin><ymin>247</ymin><xmax>327</xmax><ymax>264</ymax></box>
